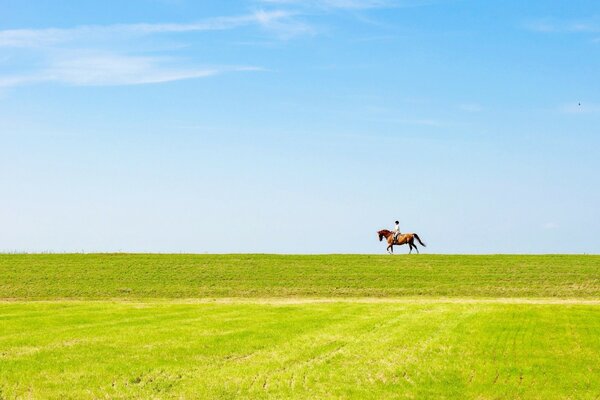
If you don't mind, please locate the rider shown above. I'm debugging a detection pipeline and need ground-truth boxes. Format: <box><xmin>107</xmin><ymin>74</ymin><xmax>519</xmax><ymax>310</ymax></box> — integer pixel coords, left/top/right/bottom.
<box><xmin>393</xmin><ymin>220</ymin><xmax>401</xmax><ymax>243</ymax></box>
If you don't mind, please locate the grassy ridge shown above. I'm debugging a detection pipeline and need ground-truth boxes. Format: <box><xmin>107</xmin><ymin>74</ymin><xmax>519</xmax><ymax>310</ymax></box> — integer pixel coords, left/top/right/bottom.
<box><xmin>1</xmin><ymin>254</ymin><xmax>599</xmax><ymax>299</ymax></box>
<box><xmin>2</xmin><ymin>302</ymin><xmax>600</xmax><ymax>399</ymax></box>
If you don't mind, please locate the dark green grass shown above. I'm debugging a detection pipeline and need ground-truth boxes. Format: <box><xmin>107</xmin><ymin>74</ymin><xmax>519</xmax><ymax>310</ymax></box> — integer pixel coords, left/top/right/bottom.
<box><xmin>1</xmin><ymin>254</ymin><xmax>599</xmax><ymax>299</ymax></box>
<box><xmin>2</xmin><ymin>302</ymin><xmax>600</xmax><ymax>399</ymax></box>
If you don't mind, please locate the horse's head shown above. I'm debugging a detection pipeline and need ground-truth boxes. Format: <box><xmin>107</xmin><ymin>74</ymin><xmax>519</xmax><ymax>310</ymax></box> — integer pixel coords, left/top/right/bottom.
<box><xmin>377</xmin><ymin>230</ymin><xmax>389</xmax><ymax>242</ymax></box>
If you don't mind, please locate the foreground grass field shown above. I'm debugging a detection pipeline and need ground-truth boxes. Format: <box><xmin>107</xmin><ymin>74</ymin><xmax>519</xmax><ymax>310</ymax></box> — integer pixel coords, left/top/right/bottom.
<box><xmin>1</xmin><ymin>254</ymin><xmax>599</xmax><ymax>399</ymax></box>
<box><xmin>3</xmin><ymin>301</ymin><xmax>600</xmax><ymax>399</ymax></box>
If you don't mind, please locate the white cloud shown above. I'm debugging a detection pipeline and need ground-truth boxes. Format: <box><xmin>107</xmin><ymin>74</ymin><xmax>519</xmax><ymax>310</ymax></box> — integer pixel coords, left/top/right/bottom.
<box><xmin>0</xmin><ymin>53</ymin><xmax>262</xmax><ymax>87</ymax></box>
<box><xmin>258</xmin><ymin>0</ymin><xmax>428</xmax><ymax>9</ymax></box>
<box><xmin>252</xmin><ymin>10</ymin><xmax>315</xmax><ymax>38</ymax></box>
<box><xmin>0</xmin><ymin>11</ymin><xmax>296</xmax><ymax>48</ymax></box>
<box><xmin>300</xmin><ymin>0</ymin><xmax>392</xmax><ymax>9</ymax></box>
<box><xmin>0</xmin><ymin>11</ymin><xmax>295</xmax><ymax>88</ymax></box>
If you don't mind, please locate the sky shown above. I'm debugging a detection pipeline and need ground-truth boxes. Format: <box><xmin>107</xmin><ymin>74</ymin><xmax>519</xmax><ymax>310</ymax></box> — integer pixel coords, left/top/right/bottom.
<box><xmin>1</xmin><ymin>0</ymin><xmax>599</xmax><ymax>254</ymax></box>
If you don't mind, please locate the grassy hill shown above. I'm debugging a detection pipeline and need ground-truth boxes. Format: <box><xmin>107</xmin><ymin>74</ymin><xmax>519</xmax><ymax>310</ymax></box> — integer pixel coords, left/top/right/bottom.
<box><xmin>1</xmin><ymin>254</ymin><xmax>599</xmax><ymax>299</ymax></box>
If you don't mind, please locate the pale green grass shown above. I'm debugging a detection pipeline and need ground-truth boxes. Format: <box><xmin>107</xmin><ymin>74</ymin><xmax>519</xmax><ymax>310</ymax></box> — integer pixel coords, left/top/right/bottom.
<box><xmin>1</xmin><ymin>301</ymin><xmax>600</xmax><ymax>399</ymax></box>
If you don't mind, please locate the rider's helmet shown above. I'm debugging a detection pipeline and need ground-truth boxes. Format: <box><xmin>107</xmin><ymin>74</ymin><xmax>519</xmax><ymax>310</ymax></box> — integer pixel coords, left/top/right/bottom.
<box><xmin>395</xmin><ymin>220</ymin><xmax>399</xmax><ymax>224</ymax></box>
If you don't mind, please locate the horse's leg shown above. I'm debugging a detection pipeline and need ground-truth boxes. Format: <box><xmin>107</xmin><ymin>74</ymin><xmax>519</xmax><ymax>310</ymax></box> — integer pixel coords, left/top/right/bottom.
<box><xmin>411</xmin><ymin>239</ymin><xmax>419</xmax><ymax>254</ymax></box>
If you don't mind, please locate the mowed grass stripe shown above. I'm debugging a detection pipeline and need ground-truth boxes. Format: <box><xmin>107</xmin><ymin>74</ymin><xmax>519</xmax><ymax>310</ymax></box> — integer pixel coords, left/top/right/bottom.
<box><xmin>1</xmin><ymin>254</ymin><xmax>600</xmax><ymax>299</ymax></box>
<box><xmin>1</xmin><ymin>302</ymin><xmax>600</xmax><ymax>399</ymax></box>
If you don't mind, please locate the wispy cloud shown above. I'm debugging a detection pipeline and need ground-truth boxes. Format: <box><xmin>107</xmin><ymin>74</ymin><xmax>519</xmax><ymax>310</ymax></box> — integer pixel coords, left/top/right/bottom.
<box><xmin>0</xmin><ymin>11</ymin><xmax>301</xmax><ymax>88</ymax></box>
<box><xmin>260</xmin><ymin>0</ymin><xmax>392</xmax><ymax>9</ymax></box>
<box><xmin>0</xmin><ymin>11</ymin><xmax>298</xmax><ymax>48</ymax></box>
<box><xmin>258</xmin><ymin>0</ymin><xmax>434</xmax><ymax>10</ymax></box>
<box><xmin>256</xmin><ymin>0</ymin><xmax>438</xmax><ymax>41</ymax></box>
<box><xmin>0</xmin><ymin>53</ymin><xmax>262</xmax><ymax>88</ymax></box>
<box><xmin>252</xmin><ymin>10</ymin><xmax>315</xmax><ymax>38</ymax></box>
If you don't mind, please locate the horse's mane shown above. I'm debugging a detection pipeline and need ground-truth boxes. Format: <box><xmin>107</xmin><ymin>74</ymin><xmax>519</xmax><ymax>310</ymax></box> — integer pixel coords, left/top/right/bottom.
<box><xmin>378</xmin><ymin>229</ymin><xmax>391</xmax><ymax>235</ymax></box>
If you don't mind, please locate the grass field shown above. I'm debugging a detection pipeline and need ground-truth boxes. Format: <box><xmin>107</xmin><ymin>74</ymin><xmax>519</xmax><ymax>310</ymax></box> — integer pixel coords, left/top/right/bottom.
<box><xmin>1</xmin><ymin>254</ymin><xmax>600</xmax><ymax>399</ymax></box>
<box><xmin>2</xmin><ymin>254</ymin><xmax>600</xmax><ymax>299</ymax></box>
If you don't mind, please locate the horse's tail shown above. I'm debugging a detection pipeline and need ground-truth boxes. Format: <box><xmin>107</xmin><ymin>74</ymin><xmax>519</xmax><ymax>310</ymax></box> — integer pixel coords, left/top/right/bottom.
<box><xmin>413</xmin><ymin>233</ymin><xmax>426</xmax><ymax>247</ymax></box>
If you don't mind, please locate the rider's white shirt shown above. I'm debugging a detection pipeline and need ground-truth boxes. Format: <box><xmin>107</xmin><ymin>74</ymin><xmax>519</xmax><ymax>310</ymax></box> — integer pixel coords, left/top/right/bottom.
<box><xmin>394</xmin><ymin>224</ymin><xmax>400</xmax><ymax>233</ymax></box>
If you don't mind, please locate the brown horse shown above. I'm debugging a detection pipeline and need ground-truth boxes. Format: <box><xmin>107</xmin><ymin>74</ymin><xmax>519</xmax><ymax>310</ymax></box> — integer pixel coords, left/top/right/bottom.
<box><xmin>377</xmin><ymin>229</ymin><xmax>426</xmax><ymax>254</ymax></box>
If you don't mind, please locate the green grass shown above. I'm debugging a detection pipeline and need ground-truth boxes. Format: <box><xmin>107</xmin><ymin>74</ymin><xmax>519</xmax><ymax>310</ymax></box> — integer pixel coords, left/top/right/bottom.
<box><xmin>2</xmin><ymin>302</ymin><xmax>600</xmax><ymax>399</ymax></box>
<box><xmin>1</xmin><ymin>254</ymin><xmax>600</xmax><ymax>399</ymax></box>
<box><xmin>1</xmin><ymin>254</ymin><xmax>599</xmax><ymax>299</ymax></box>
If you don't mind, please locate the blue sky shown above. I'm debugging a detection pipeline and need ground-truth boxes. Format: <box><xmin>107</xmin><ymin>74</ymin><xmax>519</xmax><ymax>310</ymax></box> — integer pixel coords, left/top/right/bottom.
<box><xmin>1</xmin><ymin>0</ymin><xmax>599</xmax><ymax>253</ymax></box>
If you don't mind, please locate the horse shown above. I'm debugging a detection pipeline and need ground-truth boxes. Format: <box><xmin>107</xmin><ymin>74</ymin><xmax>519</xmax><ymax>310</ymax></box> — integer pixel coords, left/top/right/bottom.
<box><xmin>377</xmin><ymin>229</ymin><xmax>426</xmax><ymax>255</ymax></box>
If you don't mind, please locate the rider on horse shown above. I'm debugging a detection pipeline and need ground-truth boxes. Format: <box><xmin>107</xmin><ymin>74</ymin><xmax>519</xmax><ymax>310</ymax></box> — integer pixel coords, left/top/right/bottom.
<box><xmin>393</xmin><ymin>220</ymin><xmax>401</xmax><ymax>243</ymax></box>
